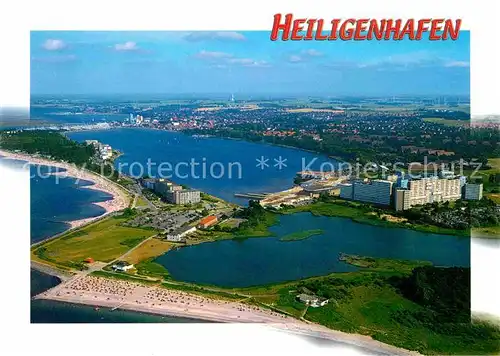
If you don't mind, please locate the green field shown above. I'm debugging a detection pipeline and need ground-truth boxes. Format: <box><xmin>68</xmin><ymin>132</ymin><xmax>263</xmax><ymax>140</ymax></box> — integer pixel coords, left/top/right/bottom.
<box><xmin>468</xmin><ymin>158</ymin><xmax>500</xmax><ymax>205</ymax></box>
<box><xmin>33</xmin><ymin>216</ymin><xmax>155</xmax><ymax>266</ymax></box>
<box><xmin>280</xmin><ymin>229</ymin><xmax>324</xmax><ymax>241</ymax></box>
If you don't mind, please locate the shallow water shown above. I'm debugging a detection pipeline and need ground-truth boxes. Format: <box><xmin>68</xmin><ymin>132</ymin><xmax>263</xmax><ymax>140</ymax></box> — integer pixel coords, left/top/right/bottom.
<box><xmin>157</xmin><ymin>213</ymin><xmax>470</xmax><ymax>288</ymax></box>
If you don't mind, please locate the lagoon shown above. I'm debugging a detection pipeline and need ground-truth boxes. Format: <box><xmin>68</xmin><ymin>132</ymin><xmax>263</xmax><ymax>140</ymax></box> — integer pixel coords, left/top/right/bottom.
<box><xmin>68</xmin><ymin>128</ymin><xmax>339</xmax><ymax>204</ymax></box>
<box><xmin>156</xmin><ymin>213</ymin><xmax>470</xmax><ymax>288</ymax></box>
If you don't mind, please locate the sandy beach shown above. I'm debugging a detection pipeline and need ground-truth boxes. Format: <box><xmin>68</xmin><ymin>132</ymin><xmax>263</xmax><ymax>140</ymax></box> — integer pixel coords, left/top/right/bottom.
<box><xmin>35</xmin><ymin>275</ymin><xmax>419</xmax><ymax>355</ymax></box>
<box><xmin>0</xmin><ymin>149</ymin><xmax>130</xmax><ymax>230</ymax></box>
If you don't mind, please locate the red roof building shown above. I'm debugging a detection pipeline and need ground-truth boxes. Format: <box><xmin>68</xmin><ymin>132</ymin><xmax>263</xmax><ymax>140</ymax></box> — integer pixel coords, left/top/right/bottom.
<box><xmin>198</xmin><ymin>215</ymin><xmax>218</xmax><ymax>229</ymax></box>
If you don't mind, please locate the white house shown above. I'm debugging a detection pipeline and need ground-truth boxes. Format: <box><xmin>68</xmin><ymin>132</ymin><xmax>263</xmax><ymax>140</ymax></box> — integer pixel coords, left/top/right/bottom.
<box><xmin>112</xmin><ymin>261</ymin><xmax>134</xmax><ymax>272</ymax></box>
<box><xmin>166</xmin><ymin>226</ymin><xmax>197</xmax><ymax>242</ymax></box>
<box><xmin>296</xmin><ymin>293</ymin><xmax>329</xmax><ymax>308</ymax></box>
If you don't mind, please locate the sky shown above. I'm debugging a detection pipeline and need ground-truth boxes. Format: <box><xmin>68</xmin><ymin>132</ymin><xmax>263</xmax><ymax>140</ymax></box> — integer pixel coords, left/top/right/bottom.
<box><xmin>31</xmin><ymin>31</ymin><xmax>470</xmax><ymax>97</ymax></box>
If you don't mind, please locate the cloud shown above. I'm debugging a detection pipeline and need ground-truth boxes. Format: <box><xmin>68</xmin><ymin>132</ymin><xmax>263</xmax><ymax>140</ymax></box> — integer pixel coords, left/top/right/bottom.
<box><xmin>42</xmin><ymin>39</ymin><xmax>66</xmax><ymax>51</ymax></box>
<box><xmin>302</xmin><ymin>49</ymin><xmax>323</xmax><ymax>57</ymax></box>
<box><xmin>227</xmin><ymin>58</ymin><xmax>270</xmax><ymax>67</ymax></box>
<box><xmin>326</xmin><ymin>51</ymin><xmax>470</xmax><ymax>71</ymax></box>
<box><xmin>362</xmin><ymin>51</ymin><xmax>437</xmax><ymax>68</ymax></box>
<box><xmin>114</xmin><ymin>41</ymin><xmax>139</xmax><ymax>51</ymax></box>
<box><xmin>195</xmin><ymin>50</ymin><xmax>233</xmax><ymax>59</ymax></box>
<box><xmin>32</xmin><ymin>54</ymin><xmax>76</xmax><ymax>63</ymax></box>
<box><xmin>444</xmin><ymin>61</ymin><xmax>470</xmax><ymax>68</ymax></box>
<box><xmin>194</xmin><ymin>50</ymin><xmax>269</xmax><ymax>68</ymax></box>
<box><xmin>287</xmin><ymin>49</ymin><xmax>324</xmax><ymax>63</ymax></box>
<box><xmin>322</xmin><ymin>61</ymin><xmax>360</xmax><ymax>70</ymax></box>
<box><xmin>184</xmin><ymin>31</ymin><xmax>246</xmax><ymax>42</ymax></box>
<box><xmin>288</xmin><ymin>55</ymin><xmax>303</xmax><ymax>63</ymax></box>
<box><xmin>210</xmin><ymin>64</ymin><xmax>228</xmax><ymax>69</ymax></box>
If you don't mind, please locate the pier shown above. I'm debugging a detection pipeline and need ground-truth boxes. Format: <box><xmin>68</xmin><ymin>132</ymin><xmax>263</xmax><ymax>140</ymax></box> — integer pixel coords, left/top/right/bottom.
<box><xmin>234</xmin><ymin>192</ymin><xmax>269</xmax><ymax>200</ymax></box>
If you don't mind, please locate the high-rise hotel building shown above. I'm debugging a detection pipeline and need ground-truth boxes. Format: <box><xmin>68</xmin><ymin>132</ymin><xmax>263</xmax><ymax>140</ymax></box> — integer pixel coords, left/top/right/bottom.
<box><xmin>394</xmin><ymin>177</ymin><xmax>462</xmax><ymax>210</ymax></box>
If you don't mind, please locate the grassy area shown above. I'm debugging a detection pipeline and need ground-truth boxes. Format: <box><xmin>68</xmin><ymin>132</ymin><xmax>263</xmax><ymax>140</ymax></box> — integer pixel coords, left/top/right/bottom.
<box><xmin>423</xmin><ymin>117</ymin><xmax>469</xmax><ymax>127</ymax></box>
<box><xmin>487</xmin><ymin>158</ymin><xmax>500</xmax><ymax>171</ymax></box>
<box><xmin>135</xmin><ymin>195</ymin><xmax>150</xmax><ymax>208</ymax></box>
<box><xmin>91</xmin><ymin>270</ymin><xmax>160</xmax><ymax>285</ymax></box>
<box><xmin>33</xmin><ymin>216</ymin><xmax>155</xmax><ymax>267</ymax></box>
<box><xmin>302</xmin><ymin>269</ymin><xmax>498</xmax><ymax>355</ymax></box>
<box><xmin>485</xmin><ymin>193</ymin><xmax>500</xmax><ymax>204</ymax></box>
<box><xmin>464</xmin><ymin>158</ymin><xmax>500</xmax><ymax>207</ymax></box>
<box><xmin>205</xmin><ymin>210</ymin><xmax>278</xmax><ymax>241</ymax></box>
<box><xmin>122</xmin><ymin>238</ymin><xmax>174</xmax><ymax>264</ymax></box>
<box><xmin>472</xmin><ymin>225</ymin><xmax>500</xmax><ymax>239</ymax></box>
<box><xmin>200</xmin><ymin>192</ymin><xmax>222</xmax><ymax>203</ymax></box>
<box><xmin>233</xmin><ymin>211</ymin><xmax>278</xmax><ymax>237</ymax></box>
<box><xmin>218</xmin><ymin>218</ymin><xmax>244</xmax><ymax>229</ymax></box>
<box><xmin>280</xmin><ymin>229</ymin><xmax>324</xmax><ymax>242</ymax></box>
<box><xmin>250</xmin><ymin>259</ymin><xmax>498</xmax><ymax>355</ymax></box>
<box><xmin>341</xmin><ymin>254</ymin><xmax>432</xmax><ymax>273</ymax></box>
<box><xmin>121</xmin><ymin>238</ymin><xmax>178</xmax><ymax>279</ymax></box>
<box><xmin>135</xmin><ymin>258</ymin><xmax>170</xmax><ymax>279</ymax></box>
<box><xmin>282</xmin><ymin>201</ymin><xmax>468</xmax><ymax>237</ymax></box>
<box><xmin>161</xmin><ymin>281</ymin><xmax>244</xmax><ymax>301</ymax></box>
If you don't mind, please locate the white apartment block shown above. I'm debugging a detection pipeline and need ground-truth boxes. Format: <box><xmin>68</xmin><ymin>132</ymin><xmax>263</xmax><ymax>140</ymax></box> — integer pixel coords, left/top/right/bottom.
<box><xmin>352</xmin><ymin>180</ymin><xmax>393</xmax><ymax>206</ymax></box>
<box><xmin>407</xmin><ymin>177</ymin><xmax>461</xmax><ymax>206</ymax></box>
<box><xmin>167</xmin><ymin>189</ymin><xmax>201</xmax><ymax>205</ymax></box>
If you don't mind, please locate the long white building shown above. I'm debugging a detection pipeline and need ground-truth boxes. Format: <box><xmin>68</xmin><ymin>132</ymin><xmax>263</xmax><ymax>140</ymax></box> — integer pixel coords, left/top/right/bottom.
<box><xmin>394</xmin><ymin>177</ymin><xmax>462</xmax><ymax>210</ymax></box>
<box><xmin>352</xmin><ymin>179</ymin><xmax>393</xmax><ymax>206</ymax></box>
<box><xmin>407</xmin><ymin>177</ymin><xmax>461</xmax><ymax>206</ymax></box>
<box><xmin>167</xmin><ymin>189</ymin><xmax>201</xmax><ymax>205</ymax></box>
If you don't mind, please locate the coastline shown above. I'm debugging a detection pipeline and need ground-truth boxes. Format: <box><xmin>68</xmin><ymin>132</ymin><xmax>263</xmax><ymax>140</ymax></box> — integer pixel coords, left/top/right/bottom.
<box><xmin>0</xmin><ymin>149</ymin><xmax>130</xmax><ymax>236</ymax></box>
<box><xmin>281</xmin><ymin>203</ymin><xmax>470</xmax><ymax>238</ymax></box>
<box><xmin>206</xmin><ymin>134</ymin><xmax>343</xmax><ymax>162</ymax></box>
<box><xmin>35</xmin><ymin>274</ymin><xmax>419</xmax><ymax>356</ymax></box>
<box><xmin>31</xmin><ymin>260</ymin><xmax>73</xmax><ymax>282</ymax></box>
